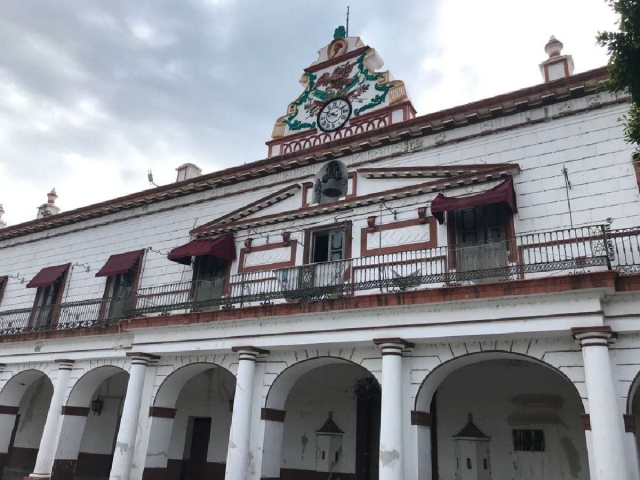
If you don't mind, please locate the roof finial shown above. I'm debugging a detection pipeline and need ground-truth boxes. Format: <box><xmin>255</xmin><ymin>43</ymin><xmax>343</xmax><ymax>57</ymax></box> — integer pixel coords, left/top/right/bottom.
<box><xmin>346</xmin><ymin>6</ymin><xmax>350</xmax><ymax>37</ymax></box>
<box><xmin>0</xmin><ymin>204</ymin><xmax>6</xmax><ymax>229</ymax></box>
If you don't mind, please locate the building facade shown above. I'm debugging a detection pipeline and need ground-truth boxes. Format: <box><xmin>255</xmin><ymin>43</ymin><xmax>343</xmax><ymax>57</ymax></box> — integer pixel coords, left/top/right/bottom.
<box><xmin>0</xmin><ymin>30</ymin><xmax>639</xmax><ymax>480</ymax></box>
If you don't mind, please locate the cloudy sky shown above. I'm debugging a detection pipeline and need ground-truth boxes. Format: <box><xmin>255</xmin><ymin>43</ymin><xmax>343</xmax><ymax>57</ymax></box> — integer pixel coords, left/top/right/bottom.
<box><xmin>0</xmin><ymin>0</ymin><xmax>617</xmax><ymax>226</ymax></box>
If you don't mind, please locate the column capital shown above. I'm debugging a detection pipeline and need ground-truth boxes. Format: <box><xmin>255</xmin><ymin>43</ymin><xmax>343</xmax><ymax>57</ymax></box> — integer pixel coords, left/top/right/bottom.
<box><xmin>572</xmin><ymin>326</ymin><xmax>615</xmax><ymax>347</ymax></box>
<box><xmin>374</xmin><ymin>338</ymin><xmax>414</xmax><ymax>355</ymax></box>
<box><xmin>125</xmin><ymin>352</ymin><xmax>159</xmax><ymax>365</ymax></box>
<box><xmin>231</xmin><ymin>346</ymin><xmax>269</xmax><ymax>361</ymax></box>
<box><xmin>55</xmin><ymin>359</ymin><xmax>74</xmax><ymax>370</ymax></box>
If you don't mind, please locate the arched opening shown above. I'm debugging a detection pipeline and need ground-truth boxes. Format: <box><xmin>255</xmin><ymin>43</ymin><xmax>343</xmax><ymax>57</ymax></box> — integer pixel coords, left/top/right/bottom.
<box><xmin>313</xmin><ymin>161</ymin><xmax>349</xmax><ymax>204</ymax></box>
<box><xmin>51</xmin><ymin>366</ymin><xmax>129</xmax><ymax>480</ymax></box>
<box><xmin>143</xmin><ymin>363</ymin><xmax>236</xmax><ymax>480</ymax></box>
<box><xmin>0</xmin><ymin>370</ymin><xmax>53</xmax><ymax>480</ymax></box>
<box><xmin>264</xmin><ymin>357</ymin><xmax>380</xmax><ymax>480</ymax></box>
<box><xmin>625</xmin><ymin>371</ymin><xmax>640</xmax><ymax>477</ymax></box>
<box><xmin>415</xmin><ymin>352</ymin><xmax>588</xmax><ymax>480</ymax></box>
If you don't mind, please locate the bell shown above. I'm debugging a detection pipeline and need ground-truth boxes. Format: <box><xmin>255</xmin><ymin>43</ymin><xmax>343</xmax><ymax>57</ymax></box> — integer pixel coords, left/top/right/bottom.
<box><xmin>321</xmin><ymin>177</ymin><xmax>343</xmax><ymax>198</ymax></box>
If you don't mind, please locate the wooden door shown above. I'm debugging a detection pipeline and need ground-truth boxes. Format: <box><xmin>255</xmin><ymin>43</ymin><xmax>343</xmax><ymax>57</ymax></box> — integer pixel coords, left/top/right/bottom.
<box><xmin>186</xmin><ymin>418</ymin><xmax>211</xmax><ymax>480</ymax></box>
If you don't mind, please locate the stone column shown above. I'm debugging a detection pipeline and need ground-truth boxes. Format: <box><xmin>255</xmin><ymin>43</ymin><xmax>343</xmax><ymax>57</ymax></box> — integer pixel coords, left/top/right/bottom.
<box><xmin>109</xmin><ymin>354</ymin><xmax>155</xmax><ymax>480</ymax></box>
<box><xmin>260</xmin><ymin>409</ymin><xmax>287</xmax><ymax>480</ymax></box>
<box><xmin>29</xmin><ymin>360</ymin><xmax>74</xmax><ymax>479</ymax></box>
<box><xmin>375</xmin><ymin>339</ymin><xmax>413</xmax><ymax>480</ymax></box>
<box><xmin>573</xmin><ymin>327</ymin><xmax>630</xmax><ymax>480</ymax></box>
<box><xmin>0</xmin><ymin>406</ymin><xmax>19</xmax><ymax>475</ymax></box>
<box><xmin>412</xmin><ymin>411</ymin><xmax>432</xmax><ymax>480</ymax></box>
<box><xmin>51</xmin><ymin>407</ymin><xmax>90</xmax><ymax>480</ymax></box>
<box><xmin>0</xmin><ymin>362</ymin><xmax>16</xmax><ymax>475</ymax></box>
<box><xmin>142</xmin><ymin>407</ymin><xmax>177</xmax><ymax>480</ymax></box>
<box><xmin>625</xmin><ymin>414</ymin><xmax>640</xmax><ymax>480</ymax></box>
<box><xmin>225</xmin><ymin>347</ymin><xmax>266</xmax><ymax>480</ymax></box>
<box><xmin>581</xmin><ymin>414</ymin><xmax>597</xmax><ymax>479</ymax></box>
<box><xmin>247</xmin><ymin>358</ymin><xmax>267</xmax><ymax>480</ymax></box>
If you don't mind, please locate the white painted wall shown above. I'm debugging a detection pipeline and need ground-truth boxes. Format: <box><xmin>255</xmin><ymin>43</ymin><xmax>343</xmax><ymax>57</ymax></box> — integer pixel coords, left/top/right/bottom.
<box><xmin>167</xmin><ymin>368</ymin><xmax>234</xmax><ymax>464</ymax></box>
<box><xmin>14</xmin><ymin>376</ymin><xmax>52</xmax><ymax>450</ymax></box>
<box><xmin>435</xmin><ymin>359</ymin><xmax>588</xmax><ymax>480</ymax></box>
<box><xmin>78</xmin><ymin>372</ymin><xmax>128</xmax><ymax>455</ymax></box>
<box><xmin>280</xmin><ymin>363</ymin><xmax>373</xmax><ymax>475</ymax></box>
<box><xmin>0</xmin><ymin>95</ymin><xmax>636</xmax><ymax>317</ymax></box>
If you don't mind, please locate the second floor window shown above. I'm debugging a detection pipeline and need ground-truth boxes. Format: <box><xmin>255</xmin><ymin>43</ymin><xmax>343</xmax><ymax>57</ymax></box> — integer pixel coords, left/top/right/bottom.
<box><xmin>192</xmin><ymin>254</ymin><xmax>227</xmax><ymax>304</ymax></box>
<box><xmin>96</xmin><ymin>250</ymin><xmax>145</xmax><ymax>320</ymax></box>
<box><xmin>455</xmin><ymin>203</ymin><xmax>509</xmax><ymax>273</ymax></box>
<box><xmin>0</xmin><ymin>276</ymin><xmax>7</xmax><ymax>307</ymax></box>
<box><xmin>26</xmin><ymin>263</ymin><xmax>71</xmax><ymax>329</ymax></box>
<box><xmin>311</xmin><ymin>228</ymin><xmax>345</xmax><ymax>263</ymax></box>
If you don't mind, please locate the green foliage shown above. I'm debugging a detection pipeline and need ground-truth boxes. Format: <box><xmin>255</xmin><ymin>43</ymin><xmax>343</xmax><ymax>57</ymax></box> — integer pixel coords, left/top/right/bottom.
<box><xmin>334</xmin><ymin>26</ymin><xmax>346</xmax><ymax>39</ymax></box>
<box><xmin>597</xmin><ymin>0</ymin><xmax>640</xmax><ymax>146</ymax></box>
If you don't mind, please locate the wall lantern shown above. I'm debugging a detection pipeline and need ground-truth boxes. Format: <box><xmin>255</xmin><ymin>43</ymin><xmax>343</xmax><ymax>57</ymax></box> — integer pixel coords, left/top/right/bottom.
<box><xmin>91</xmin><ymin>397</ymin><xmax>104</xmax><ymax>416</ymax></box>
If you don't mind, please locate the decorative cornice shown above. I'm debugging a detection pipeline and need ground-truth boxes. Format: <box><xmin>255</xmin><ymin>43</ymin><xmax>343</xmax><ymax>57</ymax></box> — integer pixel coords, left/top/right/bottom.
<box><xmin>193</xmin><ymin>165</ymin><xmax>518</xmax><ymax>235</ymax></box>
<box><xmin>0</xmin><ymin>68</ymin><xmax>613</xmax><ymax>243</ymax></box>
<box><xmin>192</xmin><ymin>185</ymin><xmax>300</xmax><ymax>234</ymax></box>
<box><xmin>357</xmin><ymin>163</ymin><xmax>517</xmax><ymax>179</ymax></box>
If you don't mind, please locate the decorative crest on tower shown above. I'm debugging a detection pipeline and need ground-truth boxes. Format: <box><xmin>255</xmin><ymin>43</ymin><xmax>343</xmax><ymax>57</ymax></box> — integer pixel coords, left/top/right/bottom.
<box><xmin>267</xmin><ymin>29</ymin><xmax>415</xmax><ymax>158</ymax></box>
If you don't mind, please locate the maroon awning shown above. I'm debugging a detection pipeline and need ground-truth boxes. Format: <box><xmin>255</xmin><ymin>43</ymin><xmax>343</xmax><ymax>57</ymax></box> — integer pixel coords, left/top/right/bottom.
<box><xmin>430</xmin><ymin>178</ymin><xmax>518</xmax><ymax>224</ymax></box>
<box><xmin>26</xmin><ymin>263</ymin><xmax>70</xmax><ymax>289</ymax></box>
<box><xmin>168</xmin><ymin>234</ymin><xmax>236</xmax><ymax>266</ymax></box>
<box><xmin>95</xmin><ymin>249</ymin><xmax>145</xmax><ymax>277</ymax></box>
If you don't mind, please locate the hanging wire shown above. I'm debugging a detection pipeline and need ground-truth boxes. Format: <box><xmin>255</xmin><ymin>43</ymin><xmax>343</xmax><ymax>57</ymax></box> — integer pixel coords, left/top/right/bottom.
<box><xmin>8</xmin><ymin>274</ymin><xmax>26</xmax><ymax>284</ymax></box>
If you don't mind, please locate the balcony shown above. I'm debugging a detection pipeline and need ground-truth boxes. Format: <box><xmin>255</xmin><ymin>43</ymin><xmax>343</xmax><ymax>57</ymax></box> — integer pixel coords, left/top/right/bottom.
<box><xmin>1</xmin><ymin>225</ymin><xmax>639</xmax><ymax>337</ymax></box>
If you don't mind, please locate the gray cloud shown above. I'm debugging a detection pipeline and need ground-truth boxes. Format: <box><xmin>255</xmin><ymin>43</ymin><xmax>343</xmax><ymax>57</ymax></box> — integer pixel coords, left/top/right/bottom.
<box><xmin>0</xmin><ymin>0</ymin><xmax>439</xmax><ymax>223</ymax></box>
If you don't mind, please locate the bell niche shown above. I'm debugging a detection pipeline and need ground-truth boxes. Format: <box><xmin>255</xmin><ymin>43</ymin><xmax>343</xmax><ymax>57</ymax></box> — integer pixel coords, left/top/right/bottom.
<box><xmin>314</xmin><ymin>160</ymin><xmax>349</xmax><ymax>204</ymax></box>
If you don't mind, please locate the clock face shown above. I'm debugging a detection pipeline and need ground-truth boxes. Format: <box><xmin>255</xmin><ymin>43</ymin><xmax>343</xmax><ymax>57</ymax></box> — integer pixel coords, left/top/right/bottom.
<box><xmin>317</xmin><ymin>98</ymin><xmax>352</xmax><ymax>132</ymax></box>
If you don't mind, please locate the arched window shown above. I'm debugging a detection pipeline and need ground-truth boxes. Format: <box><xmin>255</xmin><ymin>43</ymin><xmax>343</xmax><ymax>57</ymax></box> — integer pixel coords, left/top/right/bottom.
<box><xmin>313</xmin><ymin>161</ymin><xmax>348</xmax><ymax>204</ymax></box>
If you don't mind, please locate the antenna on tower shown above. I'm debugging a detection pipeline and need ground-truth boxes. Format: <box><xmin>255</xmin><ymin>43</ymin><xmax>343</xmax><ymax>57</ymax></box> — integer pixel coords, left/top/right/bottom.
<box><xmin>346</xmin><ymin>6</ymin><xmax>350</xmax><ymax>36</ymax></box>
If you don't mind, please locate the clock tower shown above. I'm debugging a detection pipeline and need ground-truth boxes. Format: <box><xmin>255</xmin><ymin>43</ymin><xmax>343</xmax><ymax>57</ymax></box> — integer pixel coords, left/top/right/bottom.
<box><xmin>266</xmin><ymin>27</ymin><xmax>415</xmax><ymax>158</ymax></box>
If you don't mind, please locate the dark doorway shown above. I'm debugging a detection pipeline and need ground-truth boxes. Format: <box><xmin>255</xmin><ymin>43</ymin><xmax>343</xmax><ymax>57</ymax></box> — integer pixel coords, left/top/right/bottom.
<box><xmin>431</xmin><ymin>391</ymin><xmax>438</xmax><ymax>480</ymax></box>
<box><xmin>8</xmin><ymin>414</ymin><xmax>20</xmax><ymax>454</ymax></box>
<box><xmin>184</xmin><ymin>418</ymin><xmax>211</xmax><ymax>480</ymax></box>
<box><xmin>355</xmin><ymin>378</ymin><xmax>381</xmax><ymax>480</ymax></box>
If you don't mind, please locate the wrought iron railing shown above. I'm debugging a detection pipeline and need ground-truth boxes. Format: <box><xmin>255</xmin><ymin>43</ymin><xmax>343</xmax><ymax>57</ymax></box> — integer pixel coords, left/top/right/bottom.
<box><xmin>130</xmin><ymin>225</ymin><xmax>613</xmax><ymax>315</ymax></box>
<box><xmin>0</xmin><ymin>296</ymin><xmax>129</xmax><ymax>336</ymax></box>
<box><xmin>3</xmin><ymin>224</ymin><xmax>640</xmax><ymax>337</ymax></box>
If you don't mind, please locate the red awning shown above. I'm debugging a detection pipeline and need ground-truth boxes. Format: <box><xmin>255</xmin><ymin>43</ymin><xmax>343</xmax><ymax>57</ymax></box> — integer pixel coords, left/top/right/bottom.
<box><xmin>26</xmin><ymin>263</ymin><xmax>70</xmax><ymax>289</ymax></box>
<box><xmin>430</xmin><ymin>178</ymin><xmax>518</xmax><ymax>224</ymax></box>
<box><xmin>95</xmin><ymin>249</ymin><xmax>145</xmax><ymax>277</ymax></box>
<box><xmin>168</xmin><ymin>234</ymin><xmax>236</xmax><ymax>266</ymax></box>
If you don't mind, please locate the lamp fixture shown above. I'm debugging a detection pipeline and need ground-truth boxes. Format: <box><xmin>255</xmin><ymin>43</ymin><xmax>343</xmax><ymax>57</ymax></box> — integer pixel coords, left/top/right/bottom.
<box><xmin>91</xmin><ymin>397</ymin><xmax>103</xmax><ymax>416</ymax></box>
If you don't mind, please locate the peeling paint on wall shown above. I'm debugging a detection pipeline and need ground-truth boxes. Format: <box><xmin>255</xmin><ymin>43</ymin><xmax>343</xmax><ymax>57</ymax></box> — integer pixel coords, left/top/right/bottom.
<box><xmin>560</xmin><ymin>436</ymin><xmax>581</xmax><ymax>478</ymax></box>
<box><xmin>507</xmin><ymin>394</ymin><xmax>568</xmax><ymax>428</ymax></box>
